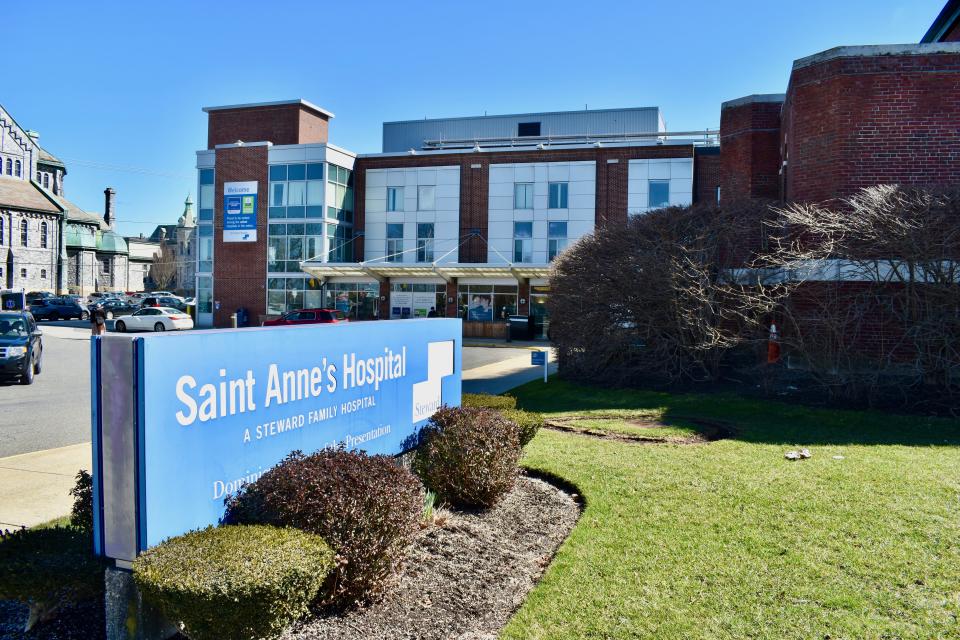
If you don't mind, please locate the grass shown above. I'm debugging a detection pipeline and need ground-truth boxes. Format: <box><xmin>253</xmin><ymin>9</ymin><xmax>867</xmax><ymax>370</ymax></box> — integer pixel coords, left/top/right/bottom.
<box><xmin>502</xmin><ymin>379</ymin><xmax>960</xmax><ymax>639</ymax></box>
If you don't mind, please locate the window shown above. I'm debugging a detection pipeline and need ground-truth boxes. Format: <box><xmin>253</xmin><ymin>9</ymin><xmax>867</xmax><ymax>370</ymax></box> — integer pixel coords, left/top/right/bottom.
<box><xmin>548</xmin><ymin>221</ymin><xmax>568</xmax><ymax>261</ymax></box>
<box><xmin>513</xmin><ymin>221</ymin><xmax>533</xmax><ymax>263</ymax></box>
<box><xmin>416</xmin><ymin>223</ymin><xmax>434</xmax><ymax>263</ymax></box>
<box><xmin>14</xmin><ymin>160</ymin><xmax>20</xmax><ymax>177</ymax></box>
<box><xmin>548</xmin><ymin>182</ymin><xmax>568</xmax><ymax>209</ymax></box>
<box><xmin>40</xmin><ymin>269</ymin><xmax>46</xmax><ymax>279</ymax></box>
<box><xmin>417</xmin><ymin>185</ymin><xmax>435</xmax><ymax>211</ymax></box>
<box><xmin>386</xmin><ymin>223</ymin><xmax>403</xmax><ymax>262</ymax></box>
<box><xmin>326</xmin><ymin>164</ymin><xmax>353</xmax><ymax>223</ymax></box>
<box><xmin>198</xmin><ymin>168</ymin><xmax>214</xmax><ymax>222</ymax></box>
<box><xmin>0</xmin><ymin>217</ymin><xmax>4</xmax><ymax>244</ymax></box>
<box><xmin>268</xmin><ymin>222</ymin><xmax>324</xmax><ymax>273</ymax></box>
<box><xmin>43</xmin><ymin>173</ymin><xmax>49</xmax><ymax>188</ymax></box>
<box><xmin>267</xmin><ymin>163</ymin><xmax>325</xmax><ymax>219</ymax></box>
<box><xmin>457</xmin><ymin>283</ymin><xmax>517</xmax><ymax>320</ymax></box>
<box><xmin>387</xmin><ymin>187</ymin><xmax>404</xmax><ymax>212</ymax></box>
<box><xmin>20</xmin><ymin>268</ymin><xmax>27</xmax><ymax>278</ymax></box>
<box><xmin>514</xmin><ymin>183</ymin><xmax>534</xmax><ymax>209</ymax></box>
<box><xmin>4</xmin><ymin>159</ymin><xmax>10</xmax><ymax>175</ymax></box>
<box><xmin>649</xmin><ymin>180</ymin><xmax>670</xmax><ymax>208</ymax></box>
<box><xmin>517</xmin><ymin>122</ymin><xmax>541</xmax><ymax>137</ymax></box>
<box><xmin>198</xmin><ymin>224</ymin><xmax>213</xmax><ymax>273</ymax></box>
<box><xmin>40</xmin><ymin>222</ymin><xmax>47</xmax><ymax>248</ymax></box>
<box><xmin>20</xmin><ymin>220</ymin><xmax>27</xmax><ymax>246</ymax></box>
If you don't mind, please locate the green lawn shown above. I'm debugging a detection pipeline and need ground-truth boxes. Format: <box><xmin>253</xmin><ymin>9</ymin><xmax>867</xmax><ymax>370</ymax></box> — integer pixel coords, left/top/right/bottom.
<box><xmin>502</xmin><ymin>379</ymin><xmax>960</xmax><ymax>639</ymax></box>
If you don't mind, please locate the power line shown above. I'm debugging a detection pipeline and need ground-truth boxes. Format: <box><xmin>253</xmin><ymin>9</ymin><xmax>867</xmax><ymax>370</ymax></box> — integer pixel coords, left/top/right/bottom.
<box><xmin>59</xmin><ymin>157</ymin><xmax>193</xmax><ymax>180</ymax></box>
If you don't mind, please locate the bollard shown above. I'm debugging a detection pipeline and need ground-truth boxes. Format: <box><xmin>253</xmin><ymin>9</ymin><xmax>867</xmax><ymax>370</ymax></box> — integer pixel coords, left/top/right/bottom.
<box><xmin>230</xmin><ymin>313</ymin><xmax>238</xmax><ymax>329</ymax></box>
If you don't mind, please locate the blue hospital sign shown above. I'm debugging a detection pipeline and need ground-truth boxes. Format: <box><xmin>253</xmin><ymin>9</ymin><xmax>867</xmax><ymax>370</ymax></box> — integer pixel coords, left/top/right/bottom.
<box><xmin>223</xmin><ymin>181</ymin><xmax>257</xmax><ymax>242</ymax></box>
<box><xmin>91</xmin><ymin>319</ymin><xmax>462</xmax><ymax>561</ymax></box>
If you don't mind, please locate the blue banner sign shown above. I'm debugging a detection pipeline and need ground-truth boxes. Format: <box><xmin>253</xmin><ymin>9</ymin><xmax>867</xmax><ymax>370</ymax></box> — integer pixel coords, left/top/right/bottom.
<box><xmin>223</xmin><ymin>181</ymin><xmax>258</xmax><ymax>242</ymax></box>
<box><xmin>92</xmin><ymin>319</ymin><xmax>462</xmax><ymax>561</ymax></box>
<box><xmin>531</xmin><ymin>350</ymin><xmax>546</xmax><ymax>365</ymax></box>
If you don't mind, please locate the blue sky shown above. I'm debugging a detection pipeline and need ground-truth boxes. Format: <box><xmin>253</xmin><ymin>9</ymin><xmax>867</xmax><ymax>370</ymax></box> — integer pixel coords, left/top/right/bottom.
<box><xmin>3</xmin><ymin>0</ymin><xmax>942</xmax><ymax>237</ymax></box>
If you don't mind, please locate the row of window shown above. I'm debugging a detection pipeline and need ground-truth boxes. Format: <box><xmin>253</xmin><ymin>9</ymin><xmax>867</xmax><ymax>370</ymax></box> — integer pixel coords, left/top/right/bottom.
<box><xmin>514</xmin><ymin>221</ymin><xmax>568</xmax><ymax>263</ymax></box>
<box><xmin>3</xmin><ymin>158</ymin><xmax>22</xmax><ymax>177</ymax></box>
<box><xmin>0</xmin><ymin>267</ymin><xmax>46</xmax><ymax>279</ymax></box>
<box><xmin>384</xmin><ymin>223</ymin><xmax>435</xmax><ymax>263</ymax></box>
<box><xmin>385</xmin><ymin>185</ymin><xmax>436</xmax><ymax>212</ymax></box>
<box><xmin>0</xmin><ymin>218</ymin><xmax>50</xmax><ymax>247</ymax></box>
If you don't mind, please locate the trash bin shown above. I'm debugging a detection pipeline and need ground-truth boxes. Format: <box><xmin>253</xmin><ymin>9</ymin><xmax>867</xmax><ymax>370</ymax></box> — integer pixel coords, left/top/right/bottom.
<box><xmin>508</xmin><ymin>315</ymin><xmax>534</xmax><ymax>341</ymax></box>
<box><xmin>236</xmin><ymin>307</ymin><xmax>249</xmax><ymax>328</ymax></box>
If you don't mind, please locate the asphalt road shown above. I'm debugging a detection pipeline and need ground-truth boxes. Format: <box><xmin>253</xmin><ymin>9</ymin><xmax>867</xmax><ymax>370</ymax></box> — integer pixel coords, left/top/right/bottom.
<box><xmin>0</xmin><ymin>324</ymin><xmax>534</xmax><ymax>458</ymax></box>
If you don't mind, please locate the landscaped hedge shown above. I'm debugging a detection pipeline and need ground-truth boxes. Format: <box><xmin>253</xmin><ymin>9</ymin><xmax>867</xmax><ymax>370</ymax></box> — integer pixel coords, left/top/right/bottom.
<box><xmin>500</xmin><ymin>408</ymin><xmax>544</xmax><ymax>447</ymax></box>
<box><xmin>463</xmin><ymin>393</ymin><xmax>542</xmax><ymax>446</ymax></box>
<box><xmin>463</xmin><ymin>392</ymin><xmax>517</xmax><ymax>411</ymax></box>
<box><xmin>70</xmin><ymin>470</ymin><xmax>93</xmax><ymax>533</ymax></box>
<box><xmin>413</xmin><ymin>406</ymin><xmax>521</xmax><ymax>508</ymax></box>
<box><xmin>225</xmin><ymin>448</ymin><xmax>423</xmax><ymax>608</ymax></box>
<box><xmin>0</xmin><ymin>526</ymin><xmax>104</xmax><ymax>628</ymax></box>
<box><xmin>133</xmin><ymin>525</ymin><xmax>333</xmax><ymax>640</ymax></box>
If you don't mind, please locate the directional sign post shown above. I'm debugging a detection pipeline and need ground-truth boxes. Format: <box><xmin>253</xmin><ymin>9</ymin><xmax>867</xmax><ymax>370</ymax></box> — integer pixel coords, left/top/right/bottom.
<box><xmin>531</xmin><ymin>349</ymin><xmax>548</xmax><ymax>383</ymax></box>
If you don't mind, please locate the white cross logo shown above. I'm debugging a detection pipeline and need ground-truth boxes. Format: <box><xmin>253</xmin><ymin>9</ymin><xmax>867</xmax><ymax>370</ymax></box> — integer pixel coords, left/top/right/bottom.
<box><xmin>412</xmin><ymin>340</ymin><xmax>454</xmax><ymax>422</ymax></box>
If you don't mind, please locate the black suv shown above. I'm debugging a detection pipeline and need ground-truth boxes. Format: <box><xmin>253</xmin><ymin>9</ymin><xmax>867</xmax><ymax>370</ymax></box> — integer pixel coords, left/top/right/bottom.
<box><xmin>0</xmin><ymin>311</ymin><xmax>43</xmax><ymax>384</ymax></box>
<box><xmin>29</xmin><ymin>297</ymin><xmax>89</xmax><ymax>321</ymax></box>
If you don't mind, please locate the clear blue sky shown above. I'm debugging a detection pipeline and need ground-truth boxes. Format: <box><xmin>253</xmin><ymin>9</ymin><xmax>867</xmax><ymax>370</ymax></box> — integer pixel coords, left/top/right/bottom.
<box><xmin>3</xmin><ymin>0</ymin><xmax>943</xmax><ymax>237</ymax></box>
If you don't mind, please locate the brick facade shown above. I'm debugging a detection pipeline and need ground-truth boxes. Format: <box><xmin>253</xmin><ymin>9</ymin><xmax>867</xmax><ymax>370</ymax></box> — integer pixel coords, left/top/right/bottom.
<box><xmin>212</xmin><ymin>145</ymin><xmax>269</xmax><ymax>326</ymax></box>
<box><xmin>719</xmin><ymin>95</ymin><xmax>783</xmax><ymax>202</ymax></box>
<box><xmin>207</xmin><ymin>103</ymin><xmax>329</xmax><ymax>149</ymax></box>
<box><xmin>694</xmin><ymin>147</ymin><xmax>721</xmax><ymax>206</ymax></box>
<box><xmin>781</xmin><ymin>47</ymin><xmax>960</xmax><ymax>203</ymax></box>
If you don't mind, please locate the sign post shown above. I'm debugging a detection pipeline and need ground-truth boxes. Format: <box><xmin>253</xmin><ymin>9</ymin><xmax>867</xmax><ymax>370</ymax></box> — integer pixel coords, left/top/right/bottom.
<box><xmin>92</xmin><ymin>319</ymin><xmax>462</xmax><ymax>563</ymax></box>
<box><xmin>531</xmin><ymin>349</ymin><xmax>548</xmax><ymax>383</ymax></box>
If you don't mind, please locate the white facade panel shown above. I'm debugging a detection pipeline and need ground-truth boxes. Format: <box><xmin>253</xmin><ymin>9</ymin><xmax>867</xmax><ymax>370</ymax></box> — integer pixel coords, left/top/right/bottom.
<box><xmin>627</xmin><ymin>158</ymin><xmax>694</xmax><ymax>216</ymax></box>
<box><xmin>487</xmin><ymin>161</ymin><xmax>595</xmax><ymax>264</ymax></box>
<box><xmin>364</xmin><ymin>166</ymin><xmax>460</xmax><ymax>263</ymax></box>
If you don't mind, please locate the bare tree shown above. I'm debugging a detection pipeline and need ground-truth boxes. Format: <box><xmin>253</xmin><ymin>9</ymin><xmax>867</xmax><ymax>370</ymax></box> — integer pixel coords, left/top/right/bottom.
<box><xmin>149</xmin><ymin>242</ymin><xmax>177</xmax><ymax>291</ymax></box>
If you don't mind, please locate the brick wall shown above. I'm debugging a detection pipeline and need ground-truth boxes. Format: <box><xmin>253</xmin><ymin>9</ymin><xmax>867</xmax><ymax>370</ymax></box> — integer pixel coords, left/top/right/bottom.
<box><xmin>207</xmin><ymin>104</ymin><xmax>329</xmax><ymax>149</ymax></box>
<box><xmin>782</xmin><ymin>49</ymin><xmax>960</xmax><ymax>203</ymax></box>
<box><xmin>719</xmin><ymin>96</ymin><xmax>783</xmax><ymax>202</ymax></box>
<box><xmin>694</xmin><ymin>147</ymin><xmax>721</xmax><ymax>205</ymax></box>
<box><xmin>212</xmin><ymin>145</ymin><xmax>268</xmax><ymax>327</ymax></box>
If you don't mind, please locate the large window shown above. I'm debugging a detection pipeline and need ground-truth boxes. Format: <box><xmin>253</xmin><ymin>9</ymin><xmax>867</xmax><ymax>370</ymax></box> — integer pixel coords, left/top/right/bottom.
<box><xmin>327</xmin><ymin>164</ymin><xmax>353</xmax><ymax>223</ymax></box>
<box><xmin>649</xmin><ymin>180</ymin><xmax>670</xmax><ymax>208</ymax></box>
<box><xmin>324</xmin><ymin>282</ymin><xmax>379</xmax><ymax>320</ymax></box>
<box><xmin>387</xmin><ymin>186</ymin><xmax>404</xmax><ymax>212</ymax></box>
<box><xmin>268</xmin><ymin>222</ymin><xmax>324</xmax><ymax>273</ymax></box>
<box><xmin>513</xmin><ymin>221</ymin><xmax>532</xmax><ymax>263</ymax></box>
<box><xmin>328</xmin><ymin>224</ymin><xmax>353</xmax><ymax>262</ymax></box>
<box><xmin>197</xmin><ymin>276</ymin><xmax>213</xmax><ymax>313</ymax></box>
<box><xmin>198</xmin><ymin>169</ymin><xmax>214</xmax><ymax>222</ymax></box>
<box><xmin>267</xmin><ymin>277</ymin><xmax>323</xmax><ymax>316</ymax></box>
<box><xmin>390</xmin><ymin>282</ymin><xmax>446</xmax><ymax>319</ymax></box>
<box><xmin>548</xmin><ymin>221</ymin><xmax>568</xmax><ymax>261</ymax></box>
<box><xmin>417</xmin><ymin>185</ymin><xmax>435</xmax><ymax>211</ymax></box>
<box><xmin>416</xmin><ymin>223</ymin><xmax>434</xmax><ymax>263</ymax></box>
<box><xmin>40</xmin><ymin>222</ymin><xmax>47</xmax><ymax>249</ymax></box>
<box><xmin>198</xmin><ymin>224</ymin><xmax>213</xmax><ymax>273</ymax></box>
<box><xmin>548</xmin><ymin>182</ymin><xmax>568</xmax><ymax>209</ymax></box>
<box><xmin>386</xmin><ymin>223</ymin><xmax>403</xmax><ymax>262</ymax></box>
<box><xmin>269</xmin><ymin>163</ymin><xmax>324</xmax><ymax>219</ymax></box>
<box><xmin>20</xmin><ymin>220</ymin><xmax>27</xmax><ymax>246</ymax></box>
<box><xmin>514</xmin><ymin>183</ymin><xmax>534</xmax><ymax>209</ymax></box>
<box><xmin>457</xmin><ymin>284</ymin><xmax>517</xmax><ymax>321</ymax></box>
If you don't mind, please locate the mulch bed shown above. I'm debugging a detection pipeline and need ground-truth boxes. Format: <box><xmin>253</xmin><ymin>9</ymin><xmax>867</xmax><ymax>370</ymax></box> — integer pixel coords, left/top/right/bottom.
<box><xmin>283</xmin><ymin>474</ymin><xmax>581</xmax><ymax>640</ymax></box>
<box><xmin>0</xmin><ymin>475</ymin><xmax>580</xmax><ymax>640</ymax></box>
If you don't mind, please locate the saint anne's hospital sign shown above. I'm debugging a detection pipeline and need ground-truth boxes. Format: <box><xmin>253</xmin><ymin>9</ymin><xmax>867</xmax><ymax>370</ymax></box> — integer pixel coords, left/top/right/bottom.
<box><xmin>91</xmin><ymin>319</ymin><xmax>461</xmax><ymax>563</ymax></box>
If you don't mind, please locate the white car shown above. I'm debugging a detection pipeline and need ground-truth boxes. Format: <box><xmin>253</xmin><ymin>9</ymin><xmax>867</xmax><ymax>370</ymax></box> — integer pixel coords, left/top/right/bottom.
<box><xmin>150</xmin><ymin>291</ymin><xmax>175</xmax><ymax>297</ymax></box>
<box><xmin>113</xmin><ymin>307</ymin><xmax>194</xmax><ymax>333</ymax></box>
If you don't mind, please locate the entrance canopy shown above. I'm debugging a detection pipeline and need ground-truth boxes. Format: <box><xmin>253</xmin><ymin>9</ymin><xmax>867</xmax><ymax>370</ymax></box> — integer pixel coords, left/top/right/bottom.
<box><xmin>299</xmin><ymin>260</ymin><xmax>552</xmax><ymax>283</ymax></box>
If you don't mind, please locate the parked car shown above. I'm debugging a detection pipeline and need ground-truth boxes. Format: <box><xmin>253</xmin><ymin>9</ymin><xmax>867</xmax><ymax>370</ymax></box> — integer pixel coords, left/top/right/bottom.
<box><xmin>86</xmin><ymin>292</ymin><xmax>119</xmax><ymax>305</ymax></box>
<box><xmin>127</xmin><ymin>292</ymin><xmax>149</xmax><ymax>304</ymax></box>
<box><xmin>142</xmin><ymin>296</ymin><xmax>186</xmax><ymax>310</ymax></box>
<box><xmin>113</xmin><ymin>307</ymin><xmax>194</xmax><ymax>333</ymax></box>
<box><xmin>262</xmin><ymin>308</ymin><xmax>348</xmax><ymax>327</ymax></box>
<box><xmin>0</xmin><ymin>311</ymin><xmax>42</xmax><ymax>384</ymax></box>
<box><xmin>29</xmin><ymin>297</ymin><xmax>89</xmax><ymax>321</ymax></box>
<box><xmin>181</xmin><ymin>296</ymin><xmax>196</xmax><ymax>307</ymax></box>
<box><xmin>25</xmin><ymin>291</ymin><xmax>55</xmax><ymax>305</ymax></box>
<box><xmin>94</xmin><ymin>298</ymin><xmax>140</xmax><ymax>319</ymax></box>
<box><xmin>150</xmin><ymin>291</ymin><xmax>175</xmax><ymax>297</ymax></box>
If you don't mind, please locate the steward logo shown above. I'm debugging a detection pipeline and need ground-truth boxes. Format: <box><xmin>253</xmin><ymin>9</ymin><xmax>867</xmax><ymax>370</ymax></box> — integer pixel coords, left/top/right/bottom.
<box><xmin>412</xmin><ymin>340</ymin><xmax>454</xmax><ymax>422</ymax></box>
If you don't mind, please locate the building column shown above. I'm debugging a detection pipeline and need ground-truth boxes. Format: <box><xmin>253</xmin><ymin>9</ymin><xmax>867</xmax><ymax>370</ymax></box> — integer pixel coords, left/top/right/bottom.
<box><xmin>377</xmin><ymin>278</ymin><xmax>390</xmax><ymax>320</ymax></box>
<box><xmin>518</xmin><ymin>279</ymin><xmax>530</xmax><ymax>316</ymax></box>
<box><xmin>445</xmin><ymin>280</ymin><xmax>458</xmax><ymax>318</ymax></box>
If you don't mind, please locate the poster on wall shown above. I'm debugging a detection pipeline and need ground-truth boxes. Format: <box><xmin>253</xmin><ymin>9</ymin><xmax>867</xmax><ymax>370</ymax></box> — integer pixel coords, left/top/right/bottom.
<box><xmin>467</xmin><ymin>294</ymin><xmax>493</xmax><ymax>321</ymax></box>
<box><xmin>223</xmin><ymin>181</ymin><xmax>258</xmax><ymax>242</ymax></box>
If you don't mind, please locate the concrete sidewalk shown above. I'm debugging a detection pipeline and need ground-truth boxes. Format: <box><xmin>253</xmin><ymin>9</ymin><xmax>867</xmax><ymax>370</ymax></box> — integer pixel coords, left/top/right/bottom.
<box><xmin>0</xmin><ymin>443</ymin><xmax>91</xmax><ymax>529</ymax></box>
<box><xmin>462</xmin><ymin>348</ymin><xmax>557</xmax><ymax>395</ymax></box>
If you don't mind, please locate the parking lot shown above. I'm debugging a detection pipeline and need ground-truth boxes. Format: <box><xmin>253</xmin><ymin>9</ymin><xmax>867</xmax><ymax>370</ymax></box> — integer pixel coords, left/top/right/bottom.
<box><xmin>0</xmin><ymin>322</ymin><xmax>542</xmax><ymax>458</ymax></box>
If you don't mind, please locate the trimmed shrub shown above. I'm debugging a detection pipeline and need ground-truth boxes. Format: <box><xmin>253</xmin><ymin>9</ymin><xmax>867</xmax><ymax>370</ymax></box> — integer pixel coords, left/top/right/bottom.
<box><xmin>225</xmin><ymin>449</ymin><xmax>423</xmax><ymax>608</ymax></box>
<box><xmin>413</xmin><ymin>406</ymin><xmax>521</xmax><ymax>508</ymax></box>
<box><xmin>70</xmin><ymin>470</ymin><xmax>93</xmax><ymax>533</ymax></box>
<box><xmin>133</xmin><ymin>525</ymin><xmax>333</xmax><ymax>640</ymax></box>
<box><xmin>462</xmin><ymin>392</ymin><xmax>517</xmax><ymax>411</ymax></box>
<box><xmin>500</xmin><ymin>408</ymin><xmax>544</xmax><ymax>447</ymax></box>
<box><xmin>0</xmin><ymin>526</ymin><xmax>104</xmax><ymax>630</ymax></box>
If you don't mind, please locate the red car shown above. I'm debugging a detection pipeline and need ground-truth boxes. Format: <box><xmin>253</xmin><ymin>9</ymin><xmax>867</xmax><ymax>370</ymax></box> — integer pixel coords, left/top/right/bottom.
<box><xmin>262</xmin><ymin>308</ymin><xmax>348</xmax><ymax>327</ymax></box>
